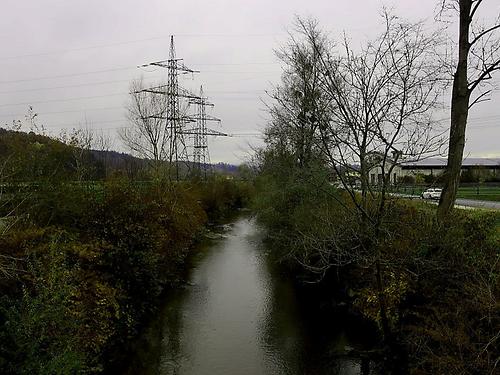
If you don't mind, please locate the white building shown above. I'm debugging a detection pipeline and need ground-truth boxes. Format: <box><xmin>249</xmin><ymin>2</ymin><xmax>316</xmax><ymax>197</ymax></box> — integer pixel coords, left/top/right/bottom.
<box><xmin>367</xmin><ymin>156</ymin><xmax>500</xmax><ymax>185</ymax></box>
<box><xmin>400</xmin><ymin>158</ymin><xmax>500</xmax><ymax>178</ymax></box>
<box><xmin>366</xmin><ymin>151</ymin><xmax>403</xmax><ymax>185</ymax></box>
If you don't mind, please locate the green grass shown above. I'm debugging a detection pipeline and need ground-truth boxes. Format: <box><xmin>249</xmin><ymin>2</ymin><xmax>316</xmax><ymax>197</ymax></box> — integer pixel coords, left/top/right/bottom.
<box><xmin>393</xmin><ymin>185</ymin><xmax>427</xmax><ymax>196</ymax></box>
<box><xmin>455</xmin><ymin>187</ymin><xmax>500</xmax><ymax>202</ymax></box>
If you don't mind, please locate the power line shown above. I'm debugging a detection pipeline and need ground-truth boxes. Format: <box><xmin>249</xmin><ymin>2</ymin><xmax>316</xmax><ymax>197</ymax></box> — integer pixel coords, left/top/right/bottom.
<box><xmin>0</xmin><ymin>33</ymin><xmax>284</xmax><ymax>62</ymax></box>
<box><xmin>0</xmin><ymin>90</ymin><xmax>265</xmax><ymax>117</ymax></box>
<box><xmin>0</xmin><ymin>68</ymin><xmax>279</xmax><ymax>86</ymax></box>
<box><xmin>41</xmin><ymin>119</ymin><xmax>126</xmax><ymax>129</ymax></box>
<box><xmin>435</xmin><ymin>114</ymin><xmax>500</xmax><ymax>124</ymax></box>
<box><xmin>174</xmin><ymin>33</ymin><xmax>283</xmax><ymax>37</ymax></box>
<box><xmin>197</xmin><ymin>70</ymin><xmax>281</xmax><ymax>74</ymax></box>
<box><xmin>32</xmin><ymin>114</ymin><xmax>497</xmax><ymax>130</ymax></box>
<box><xmin>0</xmin><ymin>92</ymin><xmax>127</xmax><ymax>107</ymax></box>
<box><xmin>0</xmin><ymin>106</ymin><xmax>124</xmax><ymax>118</ymax></box>
<box><xmin>192</xmin><ymin>62</ymin><xmax>278</xmax><ymax>66</ymax></box>
<box><xmin>0</xmin><ymin>76</ymin><xmax>163</xmax><ymax>94</ymax></box>
<box><xmin>0</xmin><ymin>83</ymin><xmax>264</xmax><ymax>96</ymax></box>
<box><xmin>26</xmin><ymin>116</ymin><xmax>497</xmax><ymax>133</ymax></box>
<box><xmin>42</xmin><ymin>121</ymin><xmax>264</xmax><ymax>138</ymax></box>
<box><xmin>40</xmin><ymin>120</ymin><xmax>498</xmax><ymax>131</ymax></box>
<box><xmin>2</xmin><ymin>114</ymin><xmax>497</xmax><ymax>132</ymax></box>
<box><xmin>0</xmin><ymin>37</ymin><xmax>169</xmax><ymax>62</ymax></box>
<box><xmin>0</xmin><ymin>66</ymin><xmax>136</xmax><ymax>84</ymax></box>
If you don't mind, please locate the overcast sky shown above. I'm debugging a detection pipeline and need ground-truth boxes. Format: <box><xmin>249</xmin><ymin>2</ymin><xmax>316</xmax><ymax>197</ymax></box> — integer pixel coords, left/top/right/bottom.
<box><xmin>1</xmin><ymin>0</ymin><xmax>499</xmax><ymax>164</ymax></box>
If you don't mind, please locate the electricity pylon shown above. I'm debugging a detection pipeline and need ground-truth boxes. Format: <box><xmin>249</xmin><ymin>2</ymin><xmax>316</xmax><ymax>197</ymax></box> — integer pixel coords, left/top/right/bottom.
<box><xmin>182</xmin><ymin>86</ymin><xmax>226</xmax><ymax>178</ymax></box>
<box><xmin>137</xmin><ymin>37</ymin><xmax>227</xmax><ymax>181</ymax></box>
<box><xmin>138</xmin><ymin>35</ymin><xmax>199</xmax><ymax>180</ymax></box>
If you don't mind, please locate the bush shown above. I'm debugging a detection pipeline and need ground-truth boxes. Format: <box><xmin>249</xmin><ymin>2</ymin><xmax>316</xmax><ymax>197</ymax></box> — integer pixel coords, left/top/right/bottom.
<box><xmin>196</xmin><ymin>176</ymin><xmax>253</xmax><ymax>221</ymax></box>
<box><xmin>399</xmin><ymin>208</ymin><xmax>500</xmax><ymax>374</ymax></box>
<box><xmin>254</xmin><ymin>163</ymin><xmax>500</xmax><ymax>374</ymax></box>
<box><xmin>0</xmin><ymin>128</ymin><xmax>255</xmax><ymax>373</ymax></box>
<box><xmin>0</xmin><ymin>177</ymin><xmax>251</xmax><ymax>373</ymax></box>
<box><xmin>0</xmin><ymin>231</ymin><xmax>85</xmax><ymax>374</ymax></box>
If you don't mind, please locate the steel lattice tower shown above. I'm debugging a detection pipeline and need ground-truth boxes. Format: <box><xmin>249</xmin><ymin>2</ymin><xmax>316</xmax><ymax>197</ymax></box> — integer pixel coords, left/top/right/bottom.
<box><xmin>166</xmin><ymin>36</ymin><xmax>186</xmax><ymax>180</ymax></box>
<box><xmin>186</xmin><ymin>86</ymin><xmax>227</xmax><ymax>178</ymax></box>
<box><xmin>193</xmin><ymin>86</ymin><xmax>210</xmax><ymax>177</ymax></box>
<box><xmin>139</xmin><ymin>36</ymin><xmax>199</xmax><ymax>180</ymax></box>
<box><xmin>137</xmin><ymin>36</ymin><xmax>227</xmax><ymax>180</ymax></box>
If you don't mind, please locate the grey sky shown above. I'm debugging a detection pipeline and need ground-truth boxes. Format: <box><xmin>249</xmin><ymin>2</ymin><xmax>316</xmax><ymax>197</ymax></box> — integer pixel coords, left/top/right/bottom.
<box><xmin>1</xmin><ymin>0</ymin><xmax>499</xmax><ymax>164</ymax></box>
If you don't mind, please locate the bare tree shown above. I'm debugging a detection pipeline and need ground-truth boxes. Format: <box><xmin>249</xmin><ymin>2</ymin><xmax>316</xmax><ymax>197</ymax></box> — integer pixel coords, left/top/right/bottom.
<box><xmin>265</xmin><ymin>23</ymin><xmax>330</xmax><ymax>170</ymax></box>
<box><xmin>4</xmin><ymin>106</ymin><xmax>45</xmax><ymax>134</ymax></box>
<box><xmin>297</xmin><ymin>14</ymin><xmax>446</xmax><ymax>218</ymax></box>
<box><xmin>288</xmin><ymin>14</ymin><xmax>446</xmax><ymax>349</ymax></box>
<box><xmin>25</xmin><ymin>106</ymin><xmax>46</xmax><ymax>135</ymax></box>
<box><xmin>120</xmin><ymin>78</ymin><xmax>168</xmax><ymax>177</ymax></box>
<box><xmin>61</xmin><ymin>125</ymin><xmax>95</xmax><ymax>182</ymax></box>
<box><xmin>437</xmin><ymin>0</ymin><xmax>500</xmax><ymax>219</ymax></box>
<box><xmin>93</xmin><ymin>130</ymin><xmax>114</xmax><ymax>179</ymax></box>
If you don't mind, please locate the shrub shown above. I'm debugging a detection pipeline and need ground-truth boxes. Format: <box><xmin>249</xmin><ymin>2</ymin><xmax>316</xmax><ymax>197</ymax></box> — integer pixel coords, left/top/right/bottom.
<box><xmin>254</xmin><ymin>168</ymin><xmax>500</xmax><ymax>374</ymax></box>
<box><xmin>0</xmin><ymin>178</ymin><xmax>225</xmax><ymax>373</ymax></box>
<box><xmin>196</xmin><ymin>176</ymin><xmax>253</xmax><ymax>221</ymax></box>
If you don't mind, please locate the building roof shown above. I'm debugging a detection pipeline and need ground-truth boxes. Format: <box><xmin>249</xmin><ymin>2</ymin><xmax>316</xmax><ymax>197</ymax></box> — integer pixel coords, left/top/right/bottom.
<box><xmin>401</xmin><ymin>157</ymin><xmax>500</xmax><ymax>169</ymax></box>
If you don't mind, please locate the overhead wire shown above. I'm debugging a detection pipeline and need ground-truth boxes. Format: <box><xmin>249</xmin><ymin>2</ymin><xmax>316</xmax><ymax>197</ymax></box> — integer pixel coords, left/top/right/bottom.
<box><xmin>0</xmin><ymin>76</ymin><xmax>163</xmax><ymax>94</ymax></box>
<box><xmin>0</xmin><ymin>33</ymin><xmax>284</xmax><ymax>62</ymax></box>
<box><xmin>0</xmin><ymin>68</ymin><xmax>280</xmax><ymax>85</ymax></box>
<box><xmin>0</xmin><ymin>33</ymin><xmax>496</xmax><ymax>143</ymax></box>
<box><xmin>0</xmin><ymin>106</ymin><xmax>124</xmax><ymax>118</ymax></box>
<box><xmin>0</xmin><ymin>66</ymin><xmax>137</xmax><ymax>84</ymax></box>
<box><xmin>39</xmin><ymin>120</ymin><xmax>265</xmax><ymax>139</ymax></box>
<box><xmin>0</xmin><ymin>92</ymin><xmax>128</xmax><ymax>108</ymax></box>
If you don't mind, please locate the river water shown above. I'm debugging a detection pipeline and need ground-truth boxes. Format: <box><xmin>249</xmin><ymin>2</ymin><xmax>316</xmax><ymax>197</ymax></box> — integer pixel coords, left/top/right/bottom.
<box><xmin>124</xmin><ymin>216</ymin><xmax>377</xmax><ymax>375</ymax></box>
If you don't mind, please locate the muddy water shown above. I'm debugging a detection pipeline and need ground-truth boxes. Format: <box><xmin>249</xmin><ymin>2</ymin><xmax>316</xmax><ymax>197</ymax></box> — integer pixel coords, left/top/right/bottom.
<box><xmin>125</xmin><ymin>216</ymin><xmax>377</xmax><ymax>375</ymax></box>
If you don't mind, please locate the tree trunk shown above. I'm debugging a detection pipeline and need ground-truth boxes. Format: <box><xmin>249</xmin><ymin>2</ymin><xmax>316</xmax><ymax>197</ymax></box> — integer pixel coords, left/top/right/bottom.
<box><xmin>375</xmin><ymin>259</ymin><xmax>391</xmax><ymax>342</ymax></box>
<box><xmin>437</xmin><ymin>0</ymin><xmax>471</xmax><ymax>220</ymax></box>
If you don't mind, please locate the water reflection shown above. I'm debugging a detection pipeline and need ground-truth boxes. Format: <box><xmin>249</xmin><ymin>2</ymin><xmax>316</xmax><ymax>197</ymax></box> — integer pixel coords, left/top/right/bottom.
<box><xmin>124</xmin><ymin>217</ymin><xmax>376</xmax><ymax>375</ymax></box>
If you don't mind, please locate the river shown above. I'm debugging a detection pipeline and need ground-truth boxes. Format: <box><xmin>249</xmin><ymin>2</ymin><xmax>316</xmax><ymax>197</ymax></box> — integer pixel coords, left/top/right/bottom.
<box><xmin>124</xmin><ymin>215</ymin><xmax>378</xmax><ymax>375</ymax></box>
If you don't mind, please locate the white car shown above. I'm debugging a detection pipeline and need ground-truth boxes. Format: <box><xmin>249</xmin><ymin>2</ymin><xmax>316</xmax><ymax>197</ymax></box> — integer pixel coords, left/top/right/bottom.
<box><xmin>421</xmin><ymin>188</ymin><xmax>442</xmax><ymax>200</ymax></box>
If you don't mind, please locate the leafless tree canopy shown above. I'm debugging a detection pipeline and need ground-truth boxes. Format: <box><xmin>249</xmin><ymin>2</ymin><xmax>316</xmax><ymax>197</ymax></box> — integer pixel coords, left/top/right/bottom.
<box><xmin>58</xmin><ymin>124</ymin><xmax>95</xmax><ymax>182</ymax></box>
<box><xmin>438</xmin><ymin>0</ymin><xmax>500</xmax><ymax>104</ymax></box>
<box><xmin>288</xmin><ymin>14</ymin><xmax>447</xmax><ymax>217</ymax></box>
<box><xmin>120</xmin><ymin>78</ymin><xmax>168</xmax><ymax>165</ymax></box>
<box><xmin>264</xmin><ymin>14</ymin><xmax>450</xmax><ymax>344</ymax></box>
<box><xmin>437</xmin><ymin>0</ymin><xmax>500</xmax><ymax>218</ymax></box>
<box><xmin>265</xmin><ymin>22</ymin><xmax>330</xmax><ymax>169</ymax></box>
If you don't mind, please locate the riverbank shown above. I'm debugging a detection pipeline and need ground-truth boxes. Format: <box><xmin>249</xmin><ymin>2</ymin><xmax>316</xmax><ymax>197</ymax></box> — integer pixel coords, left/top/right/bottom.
<box><xmin>253</xmin><ymin>168</ymin><xmax>500</xmax><ymax>374</ymax></box>
<box><xmin>0</xmin><ymin>177</ymin><xmax>252</xmax><ymax>374</ymax></box>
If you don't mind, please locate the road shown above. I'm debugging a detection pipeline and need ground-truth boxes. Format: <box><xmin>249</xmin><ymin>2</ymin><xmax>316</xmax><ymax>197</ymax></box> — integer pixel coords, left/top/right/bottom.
<box><xmin>390</xmin><ymin>193</ymin><xmax>500</xmax><ymax>210</ymax></box>
<box><xmin>454</xmin><ymin>198</ymin><xmax>500</xmax><ymax>210</ymax></box>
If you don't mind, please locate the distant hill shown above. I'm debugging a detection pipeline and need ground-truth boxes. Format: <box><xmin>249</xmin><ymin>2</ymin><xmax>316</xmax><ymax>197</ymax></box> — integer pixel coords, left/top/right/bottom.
<box><xmin>0</xmin><ymin>128</ymin><xmax>240</xmax><ymax>180</ymax></box>
<box><xmin>212</xmin><ymin>162</ymin><xmax>239</xmax><ymax>175</ymax></box>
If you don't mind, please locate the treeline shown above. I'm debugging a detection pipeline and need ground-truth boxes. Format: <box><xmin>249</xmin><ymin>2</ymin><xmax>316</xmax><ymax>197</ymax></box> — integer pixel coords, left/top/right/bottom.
<box><xmin>253</xmin><ymin>14</ymin><xmax>500</xmax><ymax>375</ymax></box>
<box><xmin>0</xmin><ymin>129</ymin><xmax>253</xmax><ymax>373</ymax></box>
<box><xmin>0</xmin><ymin>128</ymin><xmax>149</xmax><ymax>181</ymax></box>
<box><xmin>254</xmin><ymin>157</ymin><xmax>499</xmax><ymax>374</ymax></box>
